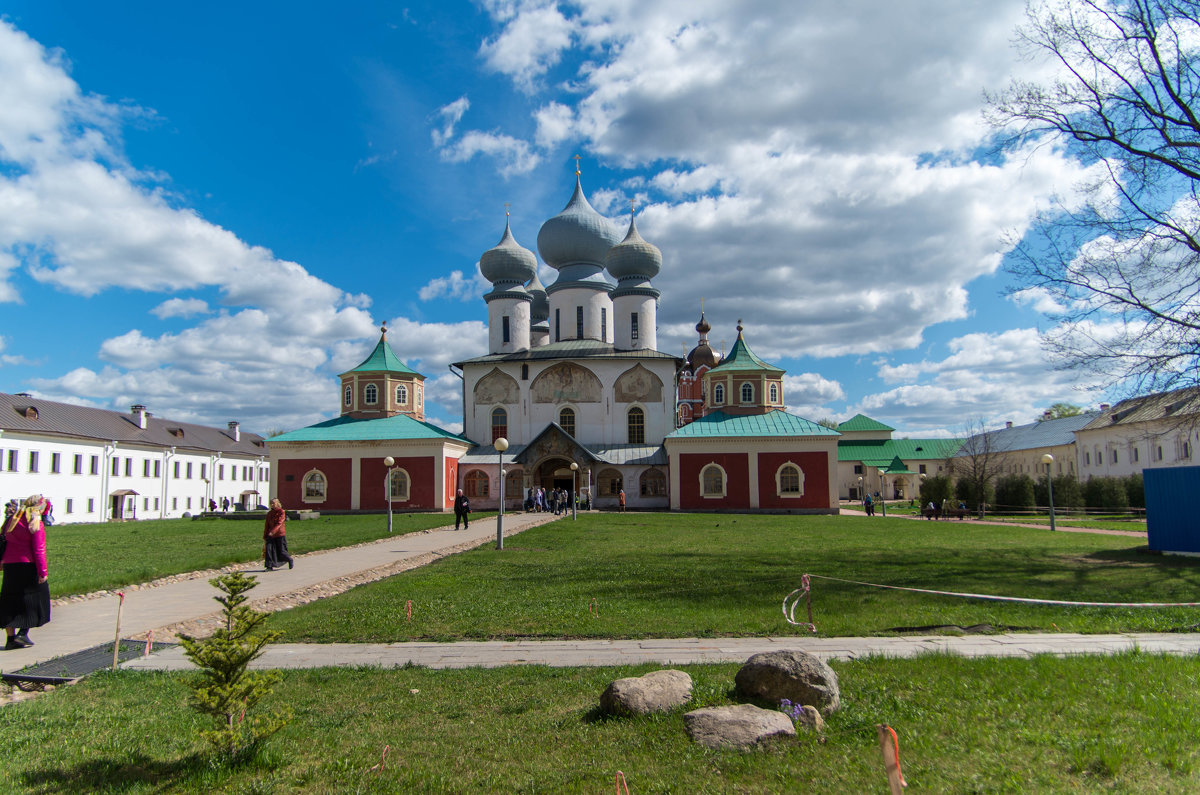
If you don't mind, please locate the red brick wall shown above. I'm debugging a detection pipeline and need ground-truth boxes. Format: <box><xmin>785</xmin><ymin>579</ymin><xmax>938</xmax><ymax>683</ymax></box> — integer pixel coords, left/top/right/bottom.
<box><xmin>277</xmin><ymin>458</ymin><xmax>352</xmax><ymax>509</ymax></box>
<box><xmin>363</xmin><ymin>456</ymin><xmax>436</xmax><ymax>510</ymax></box>
<box><xmin>756</xmin><ymin>451</ymin><xmax>831</xmax><ymax>510</ymax></box>
<box><xmin>677</xmin><ymin>452</ymin><xmax>750</xmax><ymax>509</ymax></box>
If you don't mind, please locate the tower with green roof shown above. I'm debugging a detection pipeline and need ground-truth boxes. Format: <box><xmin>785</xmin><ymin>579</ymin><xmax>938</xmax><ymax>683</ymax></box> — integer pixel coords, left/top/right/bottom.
<box><xmin>702</xmin><ymin>320</ymin><xmax>786</xmax><ymax>416</ymax></box>
<box><xmin>338</xmin><ymin>323</ymin><xmax>427</xmax><ymax>421</ymax></box>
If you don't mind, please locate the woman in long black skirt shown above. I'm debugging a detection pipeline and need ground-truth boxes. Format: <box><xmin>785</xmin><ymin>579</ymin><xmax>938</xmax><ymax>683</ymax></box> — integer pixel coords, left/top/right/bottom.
<box><xmin>0</xmin><ymin>495</ymin><xmax>51</xmax><ymax>649</ymax></box>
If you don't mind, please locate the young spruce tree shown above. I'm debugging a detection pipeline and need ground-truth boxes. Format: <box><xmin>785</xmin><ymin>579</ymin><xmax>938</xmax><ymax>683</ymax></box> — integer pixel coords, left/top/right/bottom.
<box><xmin>179</xmin><ymin>571</ymin><xmax>290</xmax><ymax>758</ymax></box>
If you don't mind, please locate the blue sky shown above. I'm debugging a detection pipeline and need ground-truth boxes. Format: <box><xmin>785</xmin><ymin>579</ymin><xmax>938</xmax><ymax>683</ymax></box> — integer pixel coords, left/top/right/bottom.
<box><xmin>0</xmin><ymin>1</ymin><xmax>1110</xmax><ymax>436</ymax></box>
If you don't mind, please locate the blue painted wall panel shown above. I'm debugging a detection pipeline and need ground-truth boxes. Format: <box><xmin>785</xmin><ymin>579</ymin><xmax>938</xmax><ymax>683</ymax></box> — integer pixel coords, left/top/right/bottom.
<box><xmin>1145</xmin><ymin>466</ymin><xmax>1200</xmax><ymax>553</ymax></box>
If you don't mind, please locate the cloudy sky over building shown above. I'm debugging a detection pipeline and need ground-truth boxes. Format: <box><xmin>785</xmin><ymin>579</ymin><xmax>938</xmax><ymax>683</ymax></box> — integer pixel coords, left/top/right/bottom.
<box><xmin>0</xmin><ymin>1</ymin><xmax>1112</xmax><ymax>436</ymax></box>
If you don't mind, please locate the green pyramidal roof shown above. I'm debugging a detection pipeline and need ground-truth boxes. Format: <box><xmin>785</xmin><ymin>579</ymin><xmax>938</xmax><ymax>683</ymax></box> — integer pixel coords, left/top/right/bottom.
<box><xmin>341</xmin><ymin>334</ymin><xmax>420</xmax><ymax>377</ymax></box>
<box><xmin>837</xmin><ymin>414</ymin><xmax>895</xmax><ymax>433</ymax></box>
<box><xmin>708</xmin><ymin>329</ymin><xmax>784</xmax><ymax>375</ymax></box>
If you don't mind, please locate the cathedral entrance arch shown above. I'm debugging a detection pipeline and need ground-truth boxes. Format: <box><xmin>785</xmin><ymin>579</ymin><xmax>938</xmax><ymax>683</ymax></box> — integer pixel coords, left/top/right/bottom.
<box><xmin>534</xmin><ymin>457</ymin><xmax>576</xmax><ymax>494</ymax></box>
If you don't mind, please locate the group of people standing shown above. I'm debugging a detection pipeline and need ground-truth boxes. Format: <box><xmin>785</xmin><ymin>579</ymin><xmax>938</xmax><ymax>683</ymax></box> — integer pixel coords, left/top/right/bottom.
<box><xmin>525</xmin><ymin>486</ymin><xmax>572</xmax><ymax>515</ymax></box>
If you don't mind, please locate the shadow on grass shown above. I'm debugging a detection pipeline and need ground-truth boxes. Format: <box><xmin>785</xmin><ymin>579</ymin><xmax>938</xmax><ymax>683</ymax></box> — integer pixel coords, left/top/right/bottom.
<box><xmin>18</xmin><ymin>752</ymin><xmax>208</xmax><ymax>793</ymax></box>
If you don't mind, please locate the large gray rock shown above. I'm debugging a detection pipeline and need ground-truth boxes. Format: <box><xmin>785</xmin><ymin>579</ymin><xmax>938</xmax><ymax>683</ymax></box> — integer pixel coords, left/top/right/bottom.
<box><xmin>684</xmin><ymin>704</ymin><xmax>796</xmax><ymax>750</ymax></box>
<box><xmin>600</xmin><ymin>669</ymin><xmax>693</xmax><ymax>716</ymax></box>
<box><xmin>734</xmin><ymin>650</ymin><xmax>840</xmax><ymax>714</ymax></box>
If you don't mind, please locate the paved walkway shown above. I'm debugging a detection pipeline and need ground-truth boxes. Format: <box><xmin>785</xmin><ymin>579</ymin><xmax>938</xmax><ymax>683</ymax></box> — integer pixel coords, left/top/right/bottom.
<box><xmin>0</xmin><ymin>511</ymin><xmax>558</xmax><ymax>674</ymax></box>
<box><xmin>124</xmin><ymin>632</ymin><xmax>1200</xmax><ymax>672</ymax></box>
<box><xmin>6</xmin><ymin>508</ymin><xmax>1187</xmax><ymax>677</ymax></box>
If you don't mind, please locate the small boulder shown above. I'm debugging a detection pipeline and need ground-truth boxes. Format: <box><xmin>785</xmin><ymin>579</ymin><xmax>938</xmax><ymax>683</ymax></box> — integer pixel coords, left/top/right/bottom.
<box><xmin>684</xmin><ymin>704</ymin><xmax>796</xmax><ymax>750</ymax></box>
<box><xmin>793</xmin><ymin>704</ymin><xmax>826</xmax><ymax>733</ymax></box>
<box><xmin>600</xmin><ymin>669</ymin><xmax>693</xmax><ymax>716</ymax></box>
<box><xmin>735</xmin><ymin>650</ymin><xmax>840</xmax><ymax>714</ymax></box>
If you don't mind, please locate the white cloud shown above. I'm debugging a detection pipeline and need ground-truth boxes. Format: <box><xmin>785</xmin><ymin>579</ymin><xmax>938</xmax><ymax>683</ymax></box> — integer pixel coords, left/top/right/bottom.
<box><xmin>151</xmin><ymin>297</ymin><xmax>209</xmax><ymax>319</ymax></box>
<box><xmin>437</xmin><ymin>130</ymin><xmax>539</xmax><ymax>176</ymax></box>
<box><xmin>479</xmin><ymin>0</ymin><xmax>574</xmax><ymax>90</ymax></box>
<box><xmin>431</xmin><ymin>96</ymin><xmax>469</xmax><ymax>148</ymax></box>
<box><xmin>418</xmin><ymin>268</ymin><xmax>490</xmax><ymax>302</ymax></box>
<box><xmin>782</xmin><ymin>373</ymin><xmax>845</xmax><ymax>419</ymax></box>
<box><xmin>534</xmin><ymin>101</ymin><xmax>575</xmax><ymax>149</ymax></box>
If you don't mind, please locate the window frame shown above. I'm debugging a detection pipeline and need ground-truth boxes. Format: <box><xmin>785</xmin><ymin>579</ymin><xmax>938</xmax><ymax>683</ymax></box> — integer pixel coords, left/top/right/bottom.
<box><xmin>700</xmin><ymin>463</ymin><xmax>727</xmax><ymax>499</ymax></box>
<box><xmin>740</xmin><ymin>382</ymin><xmax>754</xmax><ymax>403</ymax></box>
<box><xmin>627</xmin><ymin>406</ymin><xmax>645</xmax><ymax>444</ymax></box>
<box><xmin>396</xmin><ymin>384</ymin><xmax>408</xmax><ymax>405</ymax></box>
<box><xmin>559</xmin><ymin>407</ymin><xmax>576</xmax><ymax>437</ymax></box>
<box><xmin>387</xmin><ymin>468</ymin><xmax>411</xmax><ymax>501</ymax></box>
<box><xmin>302</xmin><ymin>469</ymin><xmax>328</xmax><ymax>503</ymax></box>
<box><xmin>776</xmin><ymin>462</ymin><xmax>805</xmax><ymax>498</ymax></box>
<box><xmin>491</xmin><ymin>407</ymin><xmax>508</xmax><ymax>442</ymax></box>
<box><xmin>364</xmin><ymin>383</ymin><xmax>379</xmax><ymax>405</ymax></box>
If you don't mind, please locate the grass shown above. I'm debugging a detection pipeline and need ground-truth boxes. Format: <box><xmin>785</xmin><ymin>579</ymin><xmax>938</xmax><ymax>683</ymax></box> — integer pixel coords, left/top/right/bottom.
<box><xmin>266</xmin><ymin>512</ymin><xmax>1200</xmax><ymax>641</ymax></box>
<box><xmin>45</xmin><ymin>512</ymin><xmax>491</xmax><ymax>598</ymax></box>
<box><xmin>3</xmin><ymin>652</ymin><xmax>1200</xmax><ymax>792</ymax></box>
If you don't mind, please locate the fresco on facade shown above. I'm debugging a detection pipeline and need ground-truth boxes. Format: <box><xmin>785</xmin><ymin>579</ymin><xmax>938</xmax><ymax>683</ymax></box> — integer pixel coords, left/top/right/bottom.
<box><xmin>614</xmin><ymin>363</ymin><xmax>664</xmax><ymax>403</ymax></box>
<box><xmin>474</xmin><ymin>368</ymin><xmax>519</xmax><ymax>405</ymax></box>
<box><xmin>531</xmin><ymin>362</ymin><xmax>602</xmax><ymax>403</ymax></box>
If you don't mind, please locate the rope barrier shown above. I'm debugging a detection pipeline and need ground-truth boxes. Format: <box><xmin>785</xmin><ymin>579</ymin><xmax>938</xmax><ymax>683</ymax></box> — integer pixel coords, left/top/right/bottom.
<box><xmin>614</xmin><ymin>771</ymin><xmax>630</xmax><ymax>794</ymax></box>
<box><xmin>369</xmin><ymin>744</ymin><xmax>390</xmax><ymax>773</ymax></box>
<box><xmin>589</xmin><ymin>598</ymin><xmax>600</xmax><ymax>618</ymax></box>
<box><xmin>405</xmin><ymin>600</ymin><xmax>412</xmax><ymax>621</ymax></box>
<box><xmin>782</xmin><ymin>574</ymin><xmax>817</xmax><ymax>633</ymax></box>
<box><xmin>144</xmin><ymin>630</ymin><xmax>154</xmax><ymax>657</ymax></box>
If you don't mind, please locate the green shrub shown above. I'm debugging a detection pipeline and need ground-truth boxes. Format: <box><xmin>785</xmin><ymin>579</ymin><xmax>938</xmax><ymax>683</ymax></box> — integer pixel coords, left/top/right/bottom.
<box><xmin>955</xmin><ymin>477</ymin><xmax>993</xmax><ymax>512</ymax></box>
<box><xmin>1123</xmin><ymin>474</ymin><xmax>1145</xmax><ymax>509</ymax></box>
<box><xmin>1035</xmin><ymin>474</ymin><xmax>1084</xmax><ymax>510</ymax></box>
<box><xmin>919</xmin><ymin>474</ymin><xmax>953</xmax><ymax>507</ymax></box>
<box><xmin>994</xmin><ymin>474</ymin><xmax>1036</xmax><ymax>511</ymax></box>
<box><xmin>1084</xmin><ymin>476</ymin><xmax>1130</xmax><ymax>511</ymax></box>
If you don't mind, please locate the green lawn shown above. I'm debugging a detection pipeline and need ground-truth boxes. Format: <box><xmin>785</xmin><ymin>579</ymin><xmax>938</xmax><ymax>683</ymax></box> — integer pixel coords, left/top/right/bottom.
<box><xmin>265</xmin><ymin>513</ymin><xmax>1200</xmax><ymax>641</ymax></box>
<box><xmin>4</xmin><ymin>653</ymin><xmax>1199</xmax><ymax>793</ymax></box>
<box><xmin>44</xmin><ymin>512</ymin><xmax>488</xmax><ymax>598</ymax></box>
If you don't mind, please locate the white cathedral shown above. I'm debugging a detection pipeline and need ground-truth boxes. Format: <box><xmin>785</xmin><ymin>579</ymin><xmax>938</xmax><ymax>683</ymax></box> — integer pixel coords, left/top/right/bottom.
<box><xmin>269</xmin><ymin>169</ymin><xmax>840</xmax><ymax>513</ymax></box>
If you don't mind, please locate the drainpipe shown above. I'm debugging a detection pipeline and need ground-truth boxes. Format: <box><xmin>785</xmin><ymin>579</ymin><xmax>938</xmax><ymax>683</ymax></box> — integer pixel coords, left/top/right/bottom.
<box><xmin>161</xmin><ymin>446</ymin><xmax>176</xmax><ymax>518</ymax></box>
<box><xmin>102</xmin><ymin>441</ymin><xmax>118</xmax><ymax>522</ymax></box>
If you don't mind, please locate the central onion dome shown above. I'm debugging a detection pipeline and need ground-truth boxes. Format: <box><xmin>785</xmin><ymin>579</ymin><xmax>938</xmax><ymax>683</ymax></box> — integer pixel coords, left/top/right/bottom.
<box><xmin>605</xmin><ymin>215</ymin><xmax>662</xmax><ymax>280</ymax></box>
<box><xmin>537</xmin><ymin>175</ymin><xmax>622</xmax><ymax>269</ymax></box>
<box><xmin>480</xmin><ymin>220</ymin><xmax>537</xmax><ymax>286</ymax></box>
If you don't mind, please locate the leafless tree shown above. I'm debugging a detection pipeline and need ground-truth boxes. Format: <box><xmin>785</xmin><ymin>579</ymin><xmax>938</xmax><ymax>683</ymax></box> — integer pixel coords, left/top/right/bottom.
<box><xmin>947</xmin><ymin>420</ymin><xmax>1012</xmax><ymax>519</ymax></box>
<box><xmin>988</xmin><ymin>0</ymin><xmax>1200</xmax><ymax>397</ymax></box>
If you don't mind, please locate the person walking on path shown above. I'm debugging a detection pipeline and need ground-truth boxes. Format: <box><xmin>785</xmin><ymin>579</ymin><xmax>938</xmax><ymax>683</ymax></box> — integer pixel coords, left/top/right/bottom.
<box><xmin>0</xmin><ymin>495</ymin><xmax>51</xmax><ymax>649</ymax></box>
<box><xmin>453</xmin><ymin>489</ymin><xmax>471</xmax><ymax>530</ymax></box>
<box><xmin>263</xmin><ymin>498</ymin><xmax>294</xmax><ymax>571</ymax></box>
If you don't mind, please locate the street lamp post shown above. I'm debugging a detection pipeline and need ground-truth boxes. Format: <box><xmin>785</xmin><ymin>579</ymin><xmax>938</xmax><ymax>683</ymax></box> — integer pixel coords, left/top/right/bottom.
<box><xmin>383</xmin><ymin>456</ymin><xmax>396</xmax><ymax>534</ymax></box>
<box><xmin>495</xmin><ymin>437</ymin><xmax>509</xmax><ymax>550</ymax></box>
<box><xmin>570</xmin><ymin>462</ymin><xmax>579</xmax><ymax>521</ymax></box>
<box><xmin>878</xmin><ymin>469</ymin><xmax>887</xmax><ymax>517</ymax></box>
<box><xmin>1042</xmin><ymin>453</ymin><xmax>1057</xmax><ymax>532</ymax></box>
<box><xmin>857</xmin><ymin>476</ymin><xmax>864</xmax><ymax>509</ymax></box>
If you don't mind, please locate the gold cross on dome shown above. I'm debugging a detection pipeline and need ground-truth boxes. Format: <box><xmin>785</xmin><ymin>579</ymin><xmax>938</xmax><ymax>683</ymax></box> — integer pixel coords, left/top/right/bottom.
<box><xmin>573</xmin><ymin>154</ymin><xmax>581</xmax><ymax>175</ymax></box>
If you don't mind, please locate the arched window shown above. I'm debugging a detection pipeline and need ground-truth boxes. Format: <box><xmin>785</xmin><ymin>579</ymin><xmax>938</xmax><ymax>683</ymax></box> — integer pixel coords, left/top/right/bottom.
<box><xmin>700</xmin><ymin>464</ymin><xmax>726</xmax><ymax>498</ymax></box>
<box><xmin>343</xmin><ymin>385</ymin><xmax>352</xmax><ymax>406</ymax></box>
<box><xmin>417</xmin><ymin>387</ymin><xmax>423</xmax><ymax>408</ymax></box>
<box><xmin>491</xmin><ymin>407</ymin><xmax>508</xmax><ymax>442</ymax></box>
<box><xmin>640</xmin><ymin>468</ymin><xmax>666</xmax><ymax>497</ymax></box>
<box><xmin>464</xmin><ymin>470</ymin><xmax>489</xmax><ymax>498</ymax></box>
<box><xmin>777</xmin><ymin>463</ymin><xmax>804</xmax><ymax>497</ymax></box>
<box><xmin>713</xmin><ymin>383</ymin><xmax>725</xmax><ymax>404</ymax></box>
<box><xmin>740</xmin><ymin>382</ymin><xmax>754</xmax><ymax>403</ymax></box>
<box><xmin>559</xmin><ymin>407</ymin><xmax>576</xmax><ymax>437</ymax></box>
<box><xmin>396</xmin><ymin>384</ymin><xmax>408</xmax><ymax>405</ymax></box>
<box><xmin>302</xmin><ymin>470</ymin><xmax>327</xmax><ymax>503</ymax></box>
<box><xmin>388</xmin><ymin>469</ymin><xmax>410</xmax><ymax>501</ymax></box>
<box><xmin>627</xmin><ymin>407</ymin><xmax>645</xmax><ymax>444</ymax></box>
<box><xmin>364</xmin><ymin>384</ymin><xmax>378</xmax><ymax>405</ymax></box>
<box><xmin>769</xmin><ymin>382</ymin><xmax>779</xmax><ymax>403</ymax></box>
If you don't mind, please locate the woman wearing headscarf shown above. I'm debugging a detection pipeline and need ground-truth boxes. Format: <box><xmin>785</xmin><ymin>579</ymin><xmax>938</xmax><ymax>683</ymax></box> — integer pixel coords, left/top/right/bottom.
<box><xmin>263</xmin><ymin>498</ymin><xmax>294</xmax><ymax>571</ymax></box>
<box><xmin>0</xmin><ymin>495</ymin><xmax>50</xmax><ymax>649</ymax></box>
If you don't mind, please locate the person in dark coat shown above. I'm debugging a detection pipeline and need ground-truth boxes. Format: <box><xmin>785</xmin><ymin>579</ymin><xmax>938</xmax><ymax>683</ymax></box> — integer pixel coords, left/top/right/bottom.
<box><xmin>263</xmin><ymin>498</ymin><xmax>294</xmax><ymax>570</ymax></box>
<box><xmin>1</xmin><ymin>495</ymin><xmax>51</xmax><ymax>649</ymax></box>
<box><xmin>454</xmin><ymin>489</ymin><xmax>471</xmax><ymax>530</ymax></box>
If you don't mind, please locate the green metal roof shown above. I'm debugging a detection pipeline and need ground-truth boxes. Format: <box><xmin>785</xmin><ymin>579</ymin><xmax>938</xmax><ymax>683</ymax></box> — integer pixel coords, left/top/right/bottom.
<box><xmin>341</xmin><ymin>336</ymin><xmax>420</xmax><ymax>377</ymax></box>
<box><xmin>454</xmin><ymin>339</ymin><xmax>679</xmax><ymax>367</ymax></box>
<box><xmin>666</xmin><ymin>409</ymin><xmax>840</xmax><ymax>439</ymax></box>
<box><xmin>707</xmin><ymin>331</ymin><xmax>784</xmax><ymax>375</ymax></box>
<box><xmin>836</xmin><ymin>413</ymin><xmax>895</xmax><ymax>433</ymax></box>
<box><xmin>267</xmin><ymin>413</ymin><xmax>471</xmax><ymax>444</ymax></box>
<box><xmin>884</xmin><ymin>455</ymin><xmax>912</xmax><ymax>474</ymax></box>
<box><xmin>837</xmin><ymin>438</ymin><xmax>963</xmax><ymax>462</ymax></box>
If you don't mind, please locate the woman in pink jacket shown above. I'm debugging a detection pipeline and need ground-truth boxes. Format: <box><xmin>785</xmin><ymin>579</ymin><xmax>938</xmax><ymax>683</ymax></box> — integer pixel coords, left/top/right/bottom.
<box><xmin>0</xmin><ymin>494</ymin><xmax>50</xmax><ymax>650</ymax></box>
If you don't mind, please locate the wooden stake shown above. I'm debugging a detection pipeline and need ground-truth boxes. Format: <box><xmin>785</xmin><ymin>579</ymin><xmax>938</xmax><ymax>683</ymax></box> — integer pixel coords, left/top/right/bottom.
<box><xmin>877</xmin><ymin>724</ymin><xmax>906</xmax><ymax>794</ymax></box>
<box><xmin>111</xmin><ymin>592</ymin><xmax>126</xmax><ymax>670</ymax></box>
